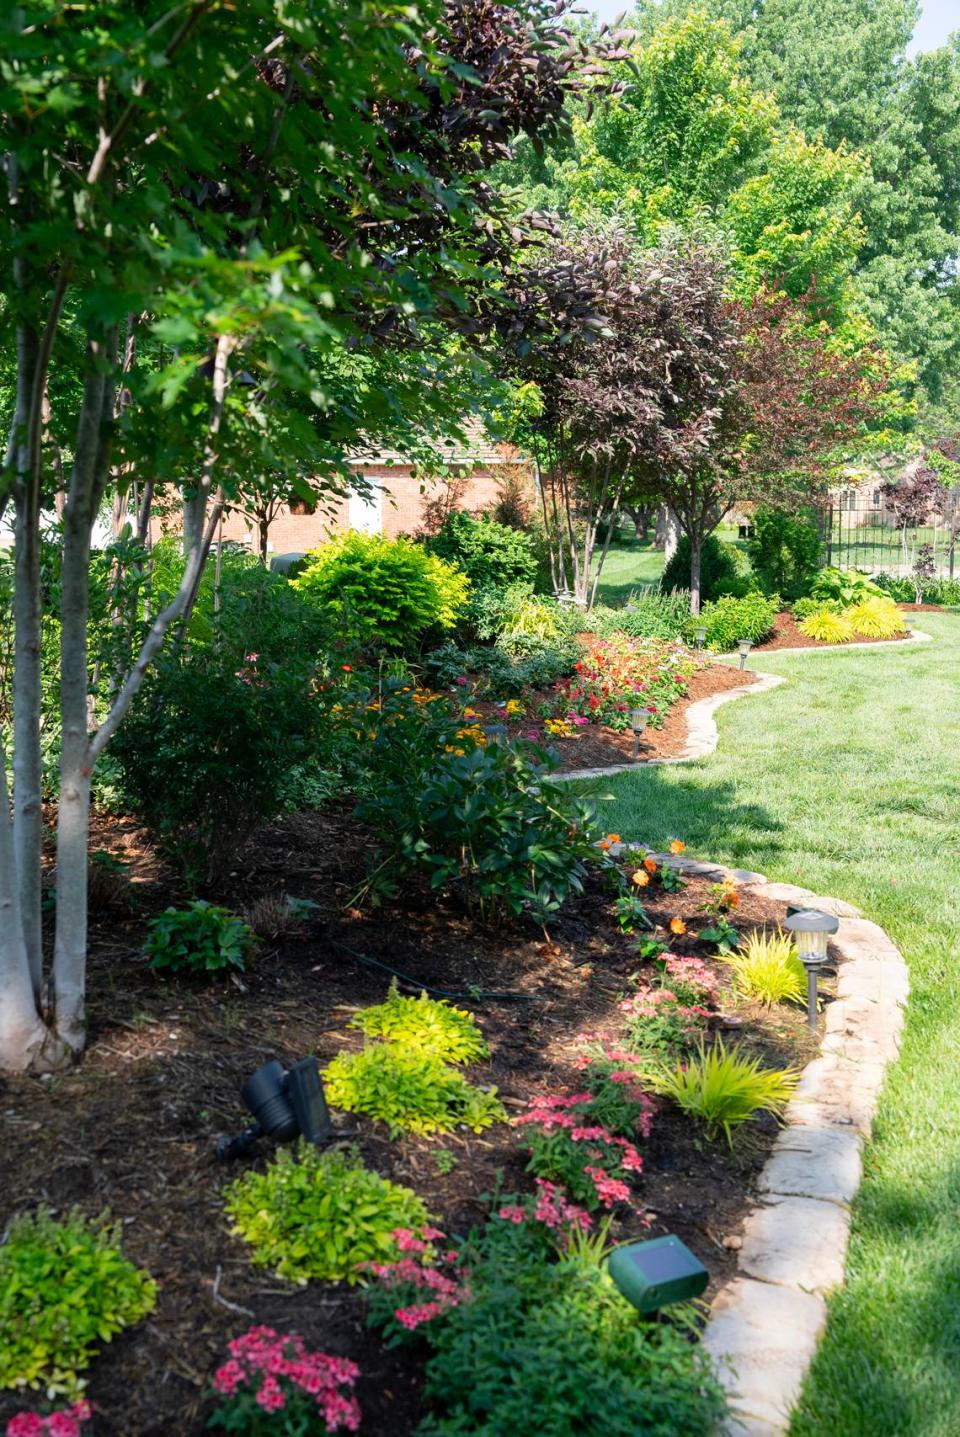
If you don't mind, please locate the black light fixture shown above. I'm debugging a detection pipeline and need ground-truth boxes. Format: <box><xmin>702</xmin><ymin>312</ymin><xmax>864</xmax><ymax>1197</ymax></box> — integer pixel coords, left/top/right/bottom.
<box><xmin>216</xmin><ymin>1056</ymin><xmax>334</xmax><ymax>1160</ymax></box>
<box><xmin>608</xmin><ymin>1235</ymin><xmax>709</xmax><ymax>1313</ymax></box>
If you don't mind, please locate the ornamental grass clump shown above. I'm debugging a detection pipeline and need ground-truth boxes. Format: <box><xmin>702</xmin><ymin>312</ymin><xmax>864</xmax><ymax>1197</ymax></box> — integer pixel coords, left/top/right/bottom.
<box><xmin>0</xmin><ymin>1211</ymin><xmax>156</xmax><ymax>1395</ymax></box>
<box><xmin>846</xmin><ymin>596</ymin><xmax>906</xmax><ymax>638</ymax></box>
<box><xmin>798</xmin><ymin>608</ymin><xmax>856</xmax><ymax>644</ymax></box>
<box><xmin>654</xmin><ymin>1040</ymin><xmax>799</xmax><ymax>1144</ymax></box>
<box><xmin>348</xmin><ymin>982</ymin><xmax>489</xmax><ymax>1064</ymax></box>
<box><xmin>323</xmin><ymin>1043</ymin><xmax>505</xmax><ymax>1137</ymax></box>
<box><xmin>224</xmin><ymin>1144</ymin><xmax>429</xmax><ymax>1284</ymax></box>
<box><xmin>208</xmin><ymin>1327</ymin><xmax>361</xmax><ymax>1434</ymax></box>
<box><xmin>722</xmin><ymin>929</ymin><xmax>807</xmax><ymax>1007</ymax></box>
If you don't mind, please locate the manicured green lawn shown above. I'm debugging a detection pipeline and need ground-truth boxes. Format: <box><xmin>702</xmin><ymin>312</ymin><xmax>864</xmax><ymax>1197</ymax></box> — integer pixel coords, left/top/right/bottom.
<box><xmin>591</xmin><ymin>534</ymin><xmax>665</xmax><ymax>605</ymax></box>
<box><xmin>587</xmin><ymin>612</ymin><xmax>960</xmax><ymax>1437</ymax></box>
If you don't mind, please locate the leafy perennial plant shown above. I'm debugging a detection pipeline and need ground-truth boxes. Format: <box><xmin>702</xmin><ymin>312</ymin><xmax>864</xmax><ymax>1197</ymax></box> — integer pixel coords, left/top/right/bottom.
<box><xmin>555</xmin><ymin>635</ymin><xmax>695</xmax><ymax>731</ymax></box>
<box><xmin>208</xmin><ymin>1327</ymin><xmax>361</xmax><ymax>1435</ymax></box>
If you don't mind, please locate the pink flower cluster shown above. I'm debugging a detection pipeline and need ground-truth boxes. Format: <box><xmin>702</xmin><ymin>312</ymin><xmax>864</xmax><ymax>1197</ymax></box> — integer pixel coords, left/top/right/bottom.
<box><xmin>583</xmin><ymin>1166</ymin><xmax>632</xmax><ymax>1208</ymax></box>
<box><xmin>661</xmin><ymin>954</ymin><xmax>720</xmax><ymax>1005</ymax></box>
<box><xmin>212</xmin><ymin>1327</ymin><xmax>360</xmax><ymax>1432</ymax></box>
<box><xmin>621</xmin><ymin>984</ymin><xmax>712</xmax><ymax>1039</ymax></box>
<box><xmin>514</xmin><ymin>1093</ymin><xmax>646</xmax><ymax>1208</ymax></box>
<box><xmin>7</xmin><ymin>1406</ymin><xmax>91</xmax><ymax>1437</ymax></box>
<box><xmin>365</xmin><ymin>1228</ymin><xmax>467</xmax><ymax>1332</ymax></box>
<box><xmin>513</xmin><ymin>1092</ymin><xmax>595</xmax><ymax>1132</ymax></box>
<box><xmin>497</xmin><ymin>1178</ymin><xmax>594</xmax><ymax>1233</ymax></box>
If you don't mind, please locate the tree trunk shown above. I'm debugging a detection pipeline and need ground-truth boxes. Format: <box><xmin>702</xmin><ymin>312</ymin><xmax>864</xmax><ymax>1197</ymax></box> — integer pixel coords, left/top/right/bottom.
<box><xmin>0</xmin><ymin>747</ymin><xmax>58</xmax><ymax>1071</ymax></box>
<box><xmin>689</xmin><ymin>528</ymin><xmax>703</xmax><ymax>615</ymax></box>
<box><xmin>657</xmin><ymin>506</ymin><xmax>681</xmax><ymax>560</ymax></box>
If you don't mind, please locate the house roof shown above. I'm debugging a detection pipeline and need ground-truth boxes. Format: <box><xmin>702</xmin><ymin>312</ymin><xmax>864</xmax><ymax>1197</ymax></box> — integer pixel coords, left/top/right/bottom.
<box><xmin>351</xmin><ymin>417</ymin><xmax>520</xmax><ymax>468</ymax></box>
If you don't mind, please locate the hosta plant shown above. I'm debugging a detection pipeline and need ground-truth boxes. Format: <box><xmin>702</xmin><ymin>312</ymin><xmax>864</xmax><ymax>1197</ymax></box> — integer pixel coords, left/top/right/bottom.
<box><xmin>722</xmin><ymin>929</ymin><xmax>807</xmax><ymax>1007</ymax></box>
<box><xmin>208</xmin><ymin>1327</ymin><xmax>361</xmax><ymax>1434</ymax></box>
<box><xmin>145</xmin><ymin>901</ymin><xmax>256</xmax><ymax>976</ymax></box>
<box><xmin>0</xmin><ymin>1210</ymin><xmax>156</xmax><ymax>1395</ymax></box>
<box><xmin>654</xmin><ymin>1041</ymin><xmax>799</xmax><ymax>1144</ymax></box>
<box><xmin>224</xmin><ymin>1144</ymin><xmax>430</xmax><ymax>1284</ymax></box>
<box><xmin>348</xmin><ymin>982</ymin><xmax>489</xmax><ymax>1064</ymax></box>
<box><xmin>323</xmin><ymin>1044</ymin><xmax>505</xmax><ymax>1136</ymax></box>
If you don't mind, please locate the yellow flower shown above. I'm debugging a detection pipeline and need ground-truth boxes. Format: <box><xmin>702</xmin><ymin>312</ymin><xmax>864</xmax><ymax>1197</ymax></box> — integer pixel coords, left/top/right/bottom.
<box><xmin>669</xmin><ymin>916</ymin><xmax>687</xmax><ymax>936</ymax></box>
<box><xmin>670</xmin><ymin>840</ymin><xmax>686</xmax><ymax>855</ymax></box>
<box><xmin>631</xmin><ymin>870</ymin><xmax>650</xmax><ymax>888</ymax></box>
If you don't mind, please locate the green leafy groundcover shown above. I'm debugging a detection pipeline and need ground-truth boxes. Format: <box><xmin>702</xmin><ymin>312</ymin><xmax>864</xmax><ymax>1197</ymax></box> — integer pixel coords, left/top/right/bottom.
<box><xmin>323</xmin><ymin>1043</ymin><xmax>506</xmax><ymax>1137</ymax></box>
<box><xmin>348</xmin><ymin>982</ymin><xmax>490</xmax><ymax>1064</ymax></box>
<box><xmin>224</xmin><ymin>1144</ymin><xmax>430</xmax><ymax>1284</ymax></box>
<box><xmin>0</xmin><ymin>1210</ymin><xmax>157</xmax><ymax>1394</ymax></box>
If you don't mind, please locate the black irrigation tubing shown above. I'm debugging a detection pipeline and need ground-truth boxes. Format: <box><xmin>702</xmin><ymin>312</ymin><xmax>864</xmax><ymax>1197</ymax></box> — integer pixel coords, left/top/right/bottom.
<box><xmin>328</xmin><ymin>941</ymin><xmax>540</xmax><ymax>1003</ymax></box>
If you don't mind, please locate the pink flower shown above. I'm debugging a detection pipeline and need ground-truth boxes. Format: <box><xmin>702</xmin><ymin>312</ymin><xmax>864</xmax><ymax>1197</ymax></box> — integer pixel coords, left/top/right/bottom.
<box><xmin>497</xmin><ymin>1204</ymin><xmax>526</xmax><ymax>1224</ymax></box>
<box><xmin>213</xmin><ymin>1359</ymin><xmax>246</xmax><ymax>1395</ymax></box>
<box><xmin>394</xmin><ymin>1302</ymin><xmax>443</xmax><ymax>1330</ymax></box>
<box><xmin>256</xmin><ymin>1377</ymin><xmax>287</xmax><ymax>1412</ymax></box>
<box><xmin>6</xmin><ymin>1417</ymin><xmax>45</xmax><ymax>1437</ymax></box>
<box><xmin>455</xmin><ymin>676</ymin><xmax>469</xmax><ymax>686</ymax></box>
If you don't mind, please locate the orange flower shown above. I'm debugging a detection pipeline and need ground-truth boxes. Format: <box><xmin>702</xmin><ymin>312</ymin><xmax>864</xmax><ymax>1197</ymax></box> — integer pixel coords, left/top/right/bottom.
<box><xmin>606</xmin><ymin>833</ymin><xmax>621</xmax><ymax>844</ymax></box>
<box><xmin>669</xmin><ymin>839</ymin><xmax>686</xmax><ymax>855</ymax></box>
<box><xmin>598</xmin><ymin>840</ymin><xmax>611</xmax><ymax>851</ymax></box>
<box><xmin>669</xmin><ymin>916</ymin><xmax>687</xmax><ymax>936</ymax></box>
<box><xmin>727</xmin><ymin>891</ymin><xmax>740</xmax><ymax>908</ymax></box>
<box><xmin>643</xmin><ymin>856</ymin><xmax>658</xmax><ymax>874</ymax></box>
<box><xmin>631</xmin><ymin>870</ymin><xmax>650</xmax><ymax>888</ymax></box>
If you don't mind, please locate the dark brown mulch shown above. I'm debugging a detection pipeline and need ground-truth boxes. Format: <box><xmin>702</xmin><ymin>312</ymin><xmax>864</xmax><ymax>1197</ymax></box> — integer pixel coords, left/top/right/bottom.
<box><xmin>0</xmin><ymin>811</ymin><xmax>824</xmax><ymax>1437</ymax></box>
<box><xmin>470</xmin><ymin>661</ymin><xmax>760</xmax><ymax>773</ymax></box>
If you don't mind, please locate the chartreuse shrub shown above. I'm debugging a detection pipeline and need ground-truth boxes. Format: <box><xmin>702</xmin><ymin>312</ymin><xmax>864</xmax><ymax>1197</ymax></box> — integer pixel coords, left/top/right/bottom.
<box><xmin>846</xmin><ymin>596</ymin><xmax>905</xmax><ymax>638</ymax></box>
<box><xmin>324</xmin><ymin>1044</ymin><xmax>505</xmax><ymax>1137</ymax></box>
<box><xmin>349</xmin><ymin>982</ymin><xmax>489</xmax><ymax>1064</ymax></box>
<box><xmin>371</xmin><ymin>1216</ymin><xmax>727</xmax><ymax>1436</ymax></box>
<box><xmin>698</xmin><ymin>592</ymin><xmax>779</xmax><ymax>651</ymax></box>
<box><xmin>224</xmin><ymin>1144</ymin><xmax>429</xmax><ymax>1284</ymax></box>
<box><xmin>654</xmin><ymin>1040</ymin><xmax>798</xmax><ymax>1144</ymax></box>
<box><xmin>721</xmin><ymin>929</ymin><xmax>806</xmax><ymax>1007</ymax></box>
<box><xmin>798</xmin><ymin>608</ymin><xmax>856</xmax><ymax>644</ymax></box>
<box><xmin>293</xmin><ymin>531</ymin><xmax>468</xmax><ymax>652</ymax></box>
<box><xmin>145</xmin><ymin>901</ymin><xmax>256</xmax><ymax>976</ymax></box>
<box><xmin>0</xmin><ymin>1210</ymin><xmax>156</xmax><ymax>1394</ymax></box>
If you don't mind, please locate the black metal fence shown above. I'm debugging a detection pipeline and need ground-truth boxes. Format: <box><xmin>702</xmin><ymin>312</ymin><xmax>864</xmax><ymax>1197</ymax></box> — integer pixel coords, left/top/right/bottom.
<box><xmin>820</xmin><ymin>485</ymin><xmax>960</xmax><ymax>578</ymax></box>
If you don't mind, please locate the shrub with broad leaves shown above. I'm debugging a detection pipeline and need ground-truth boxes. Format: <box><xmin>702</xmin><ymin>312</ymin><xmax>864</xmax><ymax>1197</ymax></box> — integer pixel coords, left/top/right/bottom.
<box><xmin>145</xmin><ymin>901</ymin><xmax>256</xmax><ymax>977</ymax></box>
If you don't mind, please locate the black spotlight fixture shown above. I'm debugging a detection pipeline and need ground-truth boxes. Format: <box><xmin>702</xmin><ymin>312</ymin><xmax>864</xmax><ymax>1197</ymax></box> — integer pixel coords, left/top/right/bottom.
<box><xmin>216</xmin><ymin>1056</ymin><xmax>334</xmax><ymax>1160</ymax></box>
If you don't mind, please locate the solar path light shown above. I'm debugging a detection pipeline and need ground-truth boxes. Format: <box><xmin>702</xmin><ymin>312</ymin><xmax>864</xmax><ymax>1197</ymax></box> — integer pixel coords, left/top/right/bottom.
<box><xmin>737</xmin><ymin>639</ymin><xmax>753</xmax><ymax>671</ymax></box>
<box><xmin>695</xmin><ymin>625</ymin><xmax>707</xmax><ymax>652</ymax></box>
<box><xmin>629</xmin><ymin>706</ymin><xmax>651</xmax><ymax>762</ymax></box>
<box><xmin>785</xmin><ymin>909</ymin><xmax>839</xmax><ymax>1031</ymax></box>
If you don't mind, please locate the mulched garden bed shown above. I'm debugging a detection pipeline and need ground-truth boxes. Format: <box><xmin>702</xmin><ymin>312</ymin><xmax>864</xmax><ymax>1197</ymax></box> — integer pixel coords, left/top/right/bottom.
<box><xmin>0</xmin><ymin>810</ymin><xmax>830</xmax><ymax>1437</ymax></box>
<box><xmin>471</xmin><ymin>660</ymin><xmax>760</xmax><ymax>772</ymax></box>
<box><xmin>753</xmin><ymin>610</ymin><xmax>905</xmax><ymax>650</ymax></box>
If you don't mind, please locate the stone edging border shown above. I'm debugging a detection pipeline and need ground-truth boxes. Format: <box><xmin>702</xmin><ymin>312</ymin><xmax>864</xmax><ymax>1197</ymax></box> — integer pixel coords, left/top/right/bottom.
<box><xmin>623</xmin><ymin>847</ymin><xmax>909</xmax><ymax>1437</ymax></box>
<box><xmin>557</xmin><ymin>628</ymin><xmax>933</xmax><ymax>783</ymax></box>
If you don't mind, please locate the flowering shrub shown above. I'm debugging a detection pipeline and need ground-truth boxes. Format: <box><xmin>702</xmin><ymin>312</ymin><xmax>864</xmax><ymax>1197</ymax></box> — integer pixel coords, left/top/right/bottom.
<box><xmin>224</xmin><ymin>1144</ymin><xmax>429</xmax><ymax>1284</ymax></box>
<box><xmin>619</xmin><ymin>985</ymin><xmax>711</xmax><ymax>1057</ymax></box>
<box><xmin>208</xmin><ymin>1327</ymin><xmax>360</xmax><ymax>1434</ymax></box>
<box><xmin>6</xmin><ymin>1404</ymin><xmax>91</xmax><ymax>1437</ymax></box>
<box><xmin>555</xmin><ymin>635</ymin><xmax>695</xmax><ymax>731</ymax></box>
<box><xmin>348</xmin><ymin>982</ymin><xmax>489</xmax><ymax>1064</ymax></box>
<box><xmin>577</xmin><ymin>1054</ymin><xmax>657</xmax><ymax>1139</ymax></box>
<box><xmin>363</xmin><ymin>1228</ymin><xmax>468</xmax><ymax>1345</ymax></box>
<box><xmin>514</xmin><ymin>1094</ymin><xmax>646</xmax><ymax>1210</ymax></box>
<box><xmin>323</xmin><ymin>1044</ymin><xmax>505</xmax><ymax>1137</ymax></box>
<box><xmin>655</xmin><ymin>954</ymin><xmax>721</xmax><ymax>1008</ymax></box>
<box><xmin>0</xmin><ymin>1210</ymin><xmax>156</xmax><ymax>1395</ymax></box>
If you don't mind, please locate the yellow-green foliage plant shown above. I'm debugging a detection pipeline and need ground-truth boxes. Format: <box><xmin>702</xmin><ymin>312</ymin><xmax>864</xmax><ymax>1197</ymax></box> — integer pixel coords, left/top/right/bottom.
<box><xmin>846</xmin><ymin>596</ymin><xmax>906</xmax><ymax>639</ymax></box>
<box><xmin>324</xmin><ymin>1043</ymin><xmax>505</xmax><ymax>1136</ymax></box>
<box><xmin>0</xmin><ymin>1209</ymin><xmax>157</xmax><ymax>1395</ymax></box>
<box><xmin>798</xmin><ymin>608</ymin><xmax>856</xmax><ymax>643</ymax></box>
<box><xmin>349</xmin><ymin>981</ymin><xmax>489</xmax><ymax>1064</ymax></box>
<box><xmin>722</xmin><ymin>928</ymin><xmax>807</xmax><ymax>1007</ymax></box>
<box><xmin>653</xmin><ymin>1040</ymin><xmax>799</xmax><ymax>1144</ymax></box>
<box><xmin>224</xmin><ymin>1143</ymin><xmax>429</xmax><ymax>1283</ymax></box>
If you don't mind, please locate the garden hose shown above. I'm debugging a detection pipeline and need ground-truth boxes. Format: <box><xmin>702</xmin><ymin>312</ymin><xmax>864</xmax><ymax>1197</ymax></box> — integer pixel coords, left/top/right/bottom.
<box><xmin>329</xmin><ymin>940</ymin><xmax>538</xmax><ymax>1002</ymax></box>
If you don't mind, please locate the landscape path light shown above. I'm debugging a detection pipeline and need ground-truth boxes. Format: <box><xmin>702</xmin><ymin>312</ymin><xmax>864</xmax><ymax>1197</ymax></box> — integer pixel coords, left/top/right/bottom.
<box><xmin>695</xmin><ymin>625</ymin><xmax>707</xmax><ymax>652</ymax></box>
<box><xmin>785</xmin><ymin>909</ymin><xmax>839</xmax><ymax>1031</ymax></box>
<box><xmin>629</xmin><ymin>706</ymin><xmax>651</xmax><ymax>763</ymax></box>
<box><xmin>608</xmin><ymin>1235</ymin><xmax>709</xmax><ymax>1313</ymax></box>
<box><xmin>737</xmin><ymin>639</ymin><xmax>753</xmax><ymax>671</ymax></box>
<box><xmin>904</xmin><ymin>616</ymin><xmax>916</xmax><ymax>635</ymax></box>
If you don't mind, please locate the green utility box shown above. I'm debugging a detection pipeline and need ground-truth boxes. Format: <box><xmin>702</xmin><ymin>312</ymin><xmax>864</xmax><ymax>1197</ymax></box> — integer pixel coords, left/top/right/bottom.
<box><xmin>607</xmin><ymin>1235</ymin><xmax>708</xmax><ymax>1313</ymax></box>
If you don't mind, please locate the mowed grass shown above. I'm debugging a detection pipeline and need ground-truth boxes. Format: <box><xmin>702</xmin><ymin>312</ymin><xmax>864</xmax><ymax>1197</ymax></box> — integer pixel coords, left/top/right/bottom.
<box><xmin>591</xmin><ymin>534</ymin><xmax>665</xmax><ymax>605</ymax></box>
<box><xmin>586</xmin><ymin>612</ymin><xmax>960</xmax><ymax>1437</ymax></box>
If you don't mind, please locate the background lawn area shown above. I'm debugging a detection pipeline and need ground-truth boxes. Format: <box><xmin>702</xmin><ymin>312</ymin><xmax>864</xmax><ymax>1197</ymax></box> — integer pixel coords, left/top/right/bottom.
<box><xmin>585</xmin><ymin>611</ymin><xmax>960</xmax><ymax>1437</ymax></box>
<box><xmin>591</xmin><ymin>533</ymin><xmax>665</xmax><ymax>605</ymax></box>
